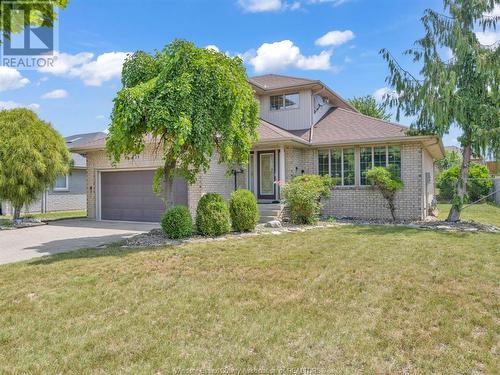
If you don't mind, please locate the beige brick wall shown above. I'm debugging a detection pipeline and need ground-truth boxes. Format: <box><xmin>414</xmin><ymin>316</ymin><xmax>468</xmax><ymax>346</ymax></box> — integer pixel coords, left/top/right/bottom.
<box><xmin>84</xmin><ymin>142</ymin><xmax>430</xmax><ymax>221</ymax></box>
<box><xmin>85</xmin><ymin>147</ymin><xmax>234</xmax><ymax>219</ymax></box>
<box><xmin>320</xmin><ymin>144</ymin><xmax>425</xmax><ymax>220</ymax></box>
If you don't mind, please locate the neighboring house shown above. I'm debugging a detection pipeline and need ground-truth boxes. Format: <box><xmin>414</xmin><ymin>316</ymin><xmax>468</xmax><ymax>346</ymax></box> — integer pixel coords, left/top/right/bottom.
<box><xmin>0</xmin><ymin>132</ymin><xmax>105</xmax><ymax>216</ymax></box>
<box><xmin>70</xmin><ymin>74</ymin><xmax>444</xmax><ymax>222</ymax></box>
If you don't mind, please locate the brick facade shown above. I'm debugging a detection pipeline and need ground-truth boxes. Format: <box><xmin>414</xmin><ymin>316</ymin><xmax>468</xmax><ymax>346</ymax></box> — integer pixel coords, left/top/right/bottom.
<box><xmin>83</xmin><ymin>141</ymin><xmax>432</xmax><ymax>221</ymax></box>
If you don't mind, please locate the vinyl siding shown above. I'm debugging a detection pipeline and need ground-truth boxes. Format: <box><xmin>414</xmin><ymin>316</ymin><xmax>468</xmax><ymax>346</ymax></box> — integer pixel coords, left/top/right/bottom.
<box><xmin>258</xmin><ymin>90</ymin><xmax>312</xmax><ymax>130</ymax></box>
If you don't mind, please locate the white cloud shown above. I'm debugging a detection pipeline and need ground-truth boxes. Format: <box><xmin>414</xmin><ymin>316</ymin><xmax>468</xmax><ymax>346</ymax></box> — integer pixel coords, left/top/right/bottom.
<box><xmin>205</xmin><ymin>45</ymin><xmax>220</xmax><ymax>52</ymax></box>
<box><xmin>39</xmin><ymin>52</ymin><xmax>94</xmax><ymax>75</ymax></box>
<box><xmin>484</xmin><ymin>4</ymin><xmax>500</xmax><ymax>18</ymax></box>
<box><xmin>0</xmin><ymin>66</ymin><xmax>30</xmax><ymax>92</ymax></box>
<box><xmin>38</xmin><ymin>51</ymin><xmax>129</xmax><ymax>86</ymax></box>
<box><xmin>42</xmin><ymin>89</ymin><xmax>68</xmax><ymax>99</ymax></box>
<box><xmin>238</xmin><ymin>0</ymin><xmax>350</xmax><ymax>12</ymax></box>
<box><xmin>248</xmin><ymin>40</ymin><xmax>331</xmax><ymax>72</ymax></box>
<box><xmin>0</xmin><ymin>101</ymin><xmax>39</xmax><ymax>110</ymax></box>
<box><xmin>315</xmin><ymin>30</ymin><xmax>355</xmax><ymax>47</ymax></box>
<box><xmin>238</xmin><ymin>0</ymin><xmax>282</xmax><ymax>12</ymax></box>
<box><xmin>373</xmin><ymin>87</ymin><xmax>397</xmax><ymax>102</ymax></box>
<box><xmin>475</xmin><ymin>30</ymin><xmax>500</xmax><ymax>46</ymax></box>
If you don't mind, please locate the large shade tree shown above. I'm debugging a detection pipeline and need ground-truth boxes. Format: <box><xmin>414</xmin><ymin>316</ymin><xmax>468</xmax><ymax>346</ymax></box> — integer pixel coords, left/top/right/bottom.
<box><xmin>106</xmin><ymin>40</ymin><xmax>260</xmax><ymax>207</ymax></box>
<box><xmin>380</xmin><ymin>0</ymin><xmax>499</xmax><ymax>221</ymax></box>
<box><xmin>349</xmin><ymin>95</ymin><xmax>392</xmax><ymax>120</ymax></box>
<box><xmin>0</xmin><ymin>109</ymin><xmax>70</xmax><ymax>219</ymax></box>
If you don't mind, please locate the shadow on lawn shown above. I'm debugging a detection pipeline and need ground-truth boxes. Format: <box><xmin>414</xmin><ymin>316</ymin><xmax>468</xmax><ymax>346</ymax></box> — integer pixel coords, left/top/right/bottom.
<box><xmin>27</xmin><ymin>239</ymin><xmax>167</xmax><ymax>266</ymax></box>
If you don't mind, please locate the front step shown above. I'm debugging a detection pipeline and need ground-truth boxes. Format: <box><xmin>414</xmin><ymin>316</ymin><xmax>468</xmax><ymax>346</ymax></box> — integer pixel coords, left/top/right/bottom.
<box><xmin>258</xmin><ymin>203</ymin><xmax>284</xmax><ymax>223</ymax></box>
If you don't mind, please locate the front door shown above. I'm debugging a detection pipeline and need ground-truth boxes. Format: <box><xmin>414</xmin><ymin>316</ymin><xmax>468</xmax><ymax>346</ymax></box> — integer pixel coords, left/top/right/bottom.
<box><xmin>258</xmin><ymin>151</ymin><xmax>276</xmax><ymax>200</ymax></box>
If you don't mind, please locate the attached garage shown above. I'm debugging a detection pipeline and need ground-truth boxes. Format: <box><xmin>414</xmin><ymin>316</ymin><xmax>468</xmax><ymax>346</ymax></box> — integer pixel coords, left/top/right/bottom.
<box><xmin>100</xmin><ymin>170</ymin><xmax>188</xmax><ymax>222</ymax></box>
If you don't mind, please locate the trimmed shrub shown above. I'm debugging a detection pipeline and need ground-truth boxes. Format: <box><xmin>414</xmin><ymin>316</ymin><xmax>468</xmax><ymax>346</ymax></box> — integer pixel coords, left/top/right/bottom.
<box><xmin>365</xmin><ymin>166</ymin><xmax>404</xmax><ymax>221</ymax></box>
<box><xmin>160</xmin><ymin>205</ymin><xmax>193</xmax><ymax>239</ymax></box>
<box><xmin>196</xmin><ymin>193</ymin><xmax>231</xmax><ymax>236</ymax></box>
<box><xmin>282</xmin><ymin>175</ymin><xmax>335</xmax><ymax>224</ymax></box>
<box><xmin>437</xmin><ymin>163</ymin><xmax>492</xmax><ymax>202</ymax></box>
<box><xmin>229</xmin><ymin>189</ymin><xmax>259</xmax><ymax>232</ymax></box>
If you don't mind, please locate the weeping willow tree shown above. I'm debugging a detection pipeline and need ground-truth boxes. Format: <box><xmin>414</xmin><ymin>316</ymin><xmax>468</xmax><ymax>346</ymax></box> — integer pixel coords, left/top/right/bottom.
<box><xmin>380</xmin><ymin>0</ymin><xmax>499</xmax><ymax>221</ymax></box>
<box><xmin>106</xmin><ymin>40</ymin><xmax>260</xmax><ymax>207</ymax></box>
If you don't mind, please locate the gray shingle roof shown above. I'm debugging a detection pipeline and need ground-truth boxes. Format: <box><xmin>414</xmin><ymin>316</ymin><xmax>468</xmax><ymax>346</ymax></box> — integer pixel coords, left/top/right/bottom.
<box><xmin>248</xmin><ymin>74</ymin><xmax>318</xmax><ymax>91</ymax></box>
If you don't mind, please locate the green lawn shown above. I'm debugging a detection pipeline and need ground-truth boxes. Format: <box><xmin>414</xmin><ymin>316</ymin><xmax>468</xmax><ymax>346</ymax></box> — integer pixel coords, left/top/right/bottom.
<box><xmin>438</xmin><ymin>203</ymin><xmax>500</xmax><ymax>227</ymax></box>
<box><xmin>0</xmin><ymin>226</ymin><xmax>498</xmax><ymax>373</ymax></box>
<box><xmin>0</xmin><ymin>210</ymin><xmax>86</xmax><ymax>222</ymax></box>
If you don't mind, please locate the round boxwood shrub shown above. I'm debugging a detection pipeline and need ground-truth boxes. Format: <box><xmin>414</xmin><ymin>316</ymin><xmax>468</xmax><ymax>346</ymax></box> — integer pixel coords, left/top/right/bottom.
<box><xmin>160</xmin><ymin>205</ymin><xmax>193</xmax><ymax>239</ymax></box>
<box><xmin>437</xmin><ymin>163</ymin><xmax>492</xmax><ymax>202</ymax></box>
<box><xmin>196</xmin><ymin>193</ymin><xmax>231</xmax><ymax>236</ymax></box>
<box><xmin>229</xmin><ymin>189</ymin><xmax>259</xmax><ymax>232</ymax></box>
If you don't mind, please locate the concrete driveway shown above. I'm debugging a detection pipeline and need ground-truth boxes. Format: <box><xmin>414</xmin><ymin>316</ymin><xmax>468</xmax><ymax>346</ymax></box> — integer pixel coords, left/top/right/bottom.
<box><xmin>0</xmin><ymin>219</ymin><xmax>158</xmax><ymax>265</ymax></box>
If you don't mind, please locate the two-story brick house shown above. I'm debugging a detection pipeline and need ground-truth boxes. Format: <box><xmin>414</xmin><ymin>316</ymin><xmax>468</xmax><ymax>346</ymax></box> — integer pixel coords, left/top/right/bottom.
<box><xmin>71</xmin><ymin>74</ymin><xmax>444</xmax><ymax>222</ymax></box>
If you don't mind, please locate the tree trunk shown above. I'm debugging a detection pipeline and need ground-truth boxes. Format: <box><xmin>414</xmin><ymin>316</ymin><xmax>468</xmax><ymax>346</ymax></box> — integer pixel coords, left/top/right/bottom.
<box><xmin>13</xmin><ymin>205</ymin><xmax>21</xmax><ymax>220</ymax></box>
<box><xmin>447</xmin><ymin>144</ymin><xmax>472</xmax><ymax>222</ymax></box>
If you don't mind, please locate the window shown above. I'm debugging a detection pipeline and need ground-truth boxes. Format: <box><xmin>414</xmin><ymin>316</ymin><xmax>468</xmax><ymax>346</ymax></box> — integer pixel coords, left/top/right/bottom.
<box><xmin>54</xmin><ymin>175</ymin><xmax>68</xmax><ymax>191</ymax></box>
<box><xmin>360</xmin><ymin>146</ymin><xmax>401</xmax><ymax>185</ymax></box>
<box><xmin>343</xmin><ymin>148</ymin><xmax>355</xmax><ymax>186</ymax></box>
<box><xmin>360</xmin><ymin>147</ymin><xmax>373</xmax><ymax>185</ymax></box>
<box><xmin>270</xmin><ymin>95</ymin><xmax>284</xmax><ymax>111</ymax></box>
<box><xmin>318</xmin><ymin>150</ymin><xmax>329</xmax><ymax>176</ymax></box>
<box><xmin>317</xmin><ymin>148</ymin><xmax>355</xmax><ymax>186</ymax></box>
<box><xmin>388</xmin><ymin>146</ymin><xmax>401</xmax><ymax>176</ymax></box>
<box><xmin>270</xmin><ymin>93</ymin><xmax>299</xmax><ymax>110</ymax></box>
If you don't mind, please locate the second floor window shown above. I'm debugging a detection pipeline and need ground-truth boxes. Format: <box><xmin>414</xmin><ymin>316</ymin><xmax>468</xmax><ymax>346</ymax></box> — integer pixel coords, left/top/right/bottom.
<box><xmin>270</xmin><ymin>93</ymin><xmax>299</xmax><ymax>110</ymax></box>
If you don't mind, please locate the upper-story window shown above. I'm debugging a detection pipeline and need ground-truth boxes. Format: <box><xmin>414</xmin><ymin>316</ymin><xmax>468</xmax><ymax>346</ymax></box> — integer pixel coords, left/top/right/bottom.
<box><xmin>270</xmin><ymin>93</ymin><xmax>299</xmax><ymax>111</ymax></box>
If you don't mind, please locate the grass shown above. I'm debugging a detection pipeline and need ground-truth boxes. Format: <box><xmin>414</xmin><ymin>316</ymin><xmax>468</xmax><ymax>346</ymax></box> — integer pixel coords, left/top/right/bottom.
<box><xmin>0</xmin><ymin>210</ymin><xmax>86</xmax><ymax>222</ymax></box>
<box><xmin>0</xmin><ymin>225</ymin><xmax>498</xmax><ymax>373</ymax></box>
<box><xmin>438</xmin><ymin>202</ymin><xmax>500</xmax><ymax>227</ymax></box>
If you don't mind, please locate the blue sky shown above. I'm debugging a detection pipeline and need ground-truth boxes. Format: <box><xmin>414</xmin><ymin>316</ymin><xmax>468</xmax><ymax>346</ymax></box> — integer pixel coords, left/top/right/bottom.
<box><xmin>2</xmin><ymin>0</ymin><xmax>486</xmax><ymax>146</ymax></box>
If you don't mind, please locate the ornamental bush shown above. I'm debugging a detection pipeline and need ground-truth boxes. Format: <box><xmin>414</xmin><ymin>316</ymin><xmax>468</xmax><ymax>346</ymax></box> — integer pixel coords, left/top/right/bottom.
<box><xmin>365</xmin><ymin>166</ymin><xmax>404</xmax><ymax>221</ymax></box>
<box><xmin>437</xmin><ymin>163</ymin><xmax>492</xmax><ymax>202</ymax></box>
<box><xmin>160</xmin><ymin>205</ymin><xmax>193</xmax><ymax>238</ymax></box>
<box><xmin>229</xmin><ymin>189</ymin><xmax>259</xmax><ymax>232</ymax></box>
<box><xmin>282</xmin><ymin>175</ymin><xmax>335</xmax><ymax>224</ymax></box>
<box><xmin>196</xmin><ymin>193</ymin><xmax>231</xmax><ymax>236</ymax></box>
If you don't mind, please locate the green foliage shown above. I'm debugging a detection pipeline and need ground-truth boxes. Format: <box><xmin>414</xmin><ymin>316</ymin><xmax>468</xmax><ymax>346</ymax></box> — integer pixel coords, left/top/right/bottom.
<box><xmin>0</xmin><ymin>109</ymin><xmax>70</xmax><ymax>219</ymax></box>
<box><xmin>435</xmin><ymin>149</ymin><xmax>462</xmax><ymax>171</ymax></box>
<box><xmin>196</xmin><ymin>193</ymin><xmax>231</xmax><ymax>236</ymax></box>
<box><xmin>160</xmin><ymin>205</ymin><xmax>193</xmax><ymax>239</ymax></box>
<box><xmin>229</xmin><ymin>189</ymin><xmax>259</xmax><ymax>232</ymax></box>
<box><xmin>349</xmin><ymin>95</ymin><xmax>392</xmax><ymax>120</ymax></box>
<box><xmin>0</xmin><ymin>1</ymin><xmax>68</xmax><ymax>37</ymax></box>
<box><xmin>106</xmin><ymin>39</ymin><xmax>260</xmax><ymax>206</ymax></box>
<box><xmin>437</xmin><ymin>163</ymin><xmax>493</xmax><ymax>202</ymax></box>
<box><xmin>380</xmin><ymin>0</ymin><xmax>499</xmax><ymax>220</ymax></box>
<box><xmin>365</xmin><ymin>166</ymin><xmax>404</xmax><ymax>220</ymax></box>
<box><xmin>282</xmin><ymin>175</ymin><xmax>336</xmax><ymax>224</ymax></box>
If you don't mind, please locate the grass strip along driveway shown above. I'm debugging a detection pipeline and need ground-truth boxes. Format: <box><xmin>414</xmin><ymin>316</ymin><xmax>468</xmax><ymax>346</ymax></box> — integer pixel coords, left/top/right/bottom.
<box><xmin>0</xmin><ymin>225</ymin><xmax>498</xmax><ymax>373</ymax></box>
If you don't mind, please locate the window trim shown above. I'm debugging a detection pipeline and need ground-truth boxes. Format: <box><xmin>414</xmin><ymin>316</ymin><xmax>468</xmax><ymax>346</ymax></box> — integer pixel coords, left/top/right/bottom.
<box><xmin>269</xmin><ymin>92</ymin><xmax>300</xmax><ymax>111</ymax></box>
<box><xmin>318</xmin><ymin>147</ymin><xmax>355</xmax><ymax>187</ymax></box>
<box><xmin>54</xmin><ymin>174</ymin><xmax>69</xmax><ymax>191</ymax></box>
<box><xmin>360</xmin><ymin>145</ymin><xmax>401</xmax><ymax>185</ymax></box>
